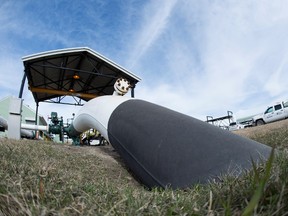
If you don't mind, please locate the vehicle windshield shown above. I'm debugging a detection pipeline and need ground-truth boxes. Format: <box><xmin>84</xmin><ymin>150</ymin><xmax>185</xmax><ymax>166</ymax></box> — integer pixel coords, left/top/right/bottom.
<box><xmin>283</xmin><ymin>101</ymin><xmax>288</xmax><ymax>108</ymax></box>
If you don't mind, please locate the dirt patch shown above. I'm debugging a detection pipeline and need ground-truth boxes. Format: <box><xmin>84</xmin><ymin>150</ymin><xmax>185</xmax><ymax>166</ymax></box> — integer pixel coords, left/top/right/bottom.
<box><xmin>49</xmin><ymin>142</ymin><xmax>141</xmax><ymax>187</ymax></box>
<box><xmin>53</xmin><ymin>143</ymin><xmax>123</xmax><ymax>166</ymax></box>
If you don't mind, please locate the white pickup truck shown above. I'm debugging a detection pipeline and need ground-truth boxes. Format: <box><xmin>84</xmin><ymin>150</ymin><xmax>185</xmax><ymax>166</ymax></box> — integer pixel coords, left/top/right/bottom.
<box><xmin>253</xmin><ymin>100</ymin><xmax>288</xmax><ymax>126</ymax></box>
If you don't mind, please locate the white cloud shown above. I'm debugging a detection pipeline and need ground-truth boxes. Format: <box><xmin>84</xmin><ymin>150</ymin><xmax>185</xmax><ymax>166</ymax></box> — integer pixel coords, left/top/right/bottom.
<box><xmin>264</xmin><ymin>52</ymin><xmax>288</xmax><ymax>96</ymax></box>
<box><xmin>0</xmin><ymin>55</ymin><xmax>24</xmax><ymax>97</ymax></box>
<box><xmin>131</xmin><ymin>0</ymin><xmax>288</xmax><ymax>120</ymax></box>
<box><xmin>126</xmin><ymin>0</ymin><xmax>178</xmax><ymax>68</ymax></box>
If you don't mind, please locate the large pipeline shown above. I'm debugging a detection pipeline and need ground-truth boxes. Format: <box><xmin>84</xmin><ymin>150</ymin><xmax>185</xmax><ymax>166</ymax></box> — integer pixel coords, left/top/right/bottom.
<box><xmin>67</xmin><ymin>96</ymin><xmax>271</xmax><ymax>189</ymax></box>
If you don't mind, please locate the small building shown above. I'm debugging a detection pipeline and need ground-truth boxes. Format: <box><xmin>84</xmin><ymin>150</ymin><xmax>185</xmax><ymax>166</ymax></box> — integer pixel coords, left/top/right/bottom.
<box><xmin>0</xmin><ymin>96</ymin><xmax>47</xmax><ymax>138</ymax></box>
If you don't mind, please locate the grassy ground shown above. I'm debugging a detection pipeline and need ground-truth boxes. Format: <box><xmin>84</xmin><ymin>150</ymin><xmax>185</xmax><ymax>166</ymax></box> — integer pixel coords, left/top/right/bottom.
<box><xmin>0</xmin><ymin>127</ymin><xmax>288</xmax><ymax>215</ymax></box>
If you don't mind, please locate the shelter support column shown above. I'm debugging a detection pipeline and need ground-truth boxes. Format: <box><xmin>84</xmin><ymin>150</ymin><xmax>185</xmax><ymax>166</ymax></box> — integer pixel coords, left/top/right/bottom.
<box><xmin>131</xmin><ymin>84</ymin><xmax>135</xmax><ymax>98</ymax></box>
<box><xmin>18</xmin><ymin>72</ymin><xmax>27</xmax><ymax>98</ymax></box>
<box><xmin>35</xmin><ymin>102</ymin><xmax>39</xmax><ymax>139</ymax></box>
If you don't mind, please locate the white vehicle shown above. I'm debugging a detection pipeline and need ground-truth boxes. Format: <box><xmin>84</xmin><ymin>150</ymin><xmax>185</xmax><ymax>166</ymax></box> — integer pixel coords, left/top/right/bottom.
<box><xmin>253</xmin><ymin>100</ymin><xmax>288</xmax><ymax>126</ymax></box>
<box><xmin>228</xmin><ymin>122</ymin><xmax>246</xmax><ymax>131</ymax></box>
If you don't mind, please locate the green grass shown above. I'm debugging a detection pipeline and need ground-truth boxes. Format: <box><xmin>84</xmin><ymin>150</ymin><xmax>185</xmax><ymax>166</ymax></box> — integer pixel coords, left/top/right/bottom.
<box><xmin>0</xmin><ymin>127</ymin><xmax>288</xmax><ymax>215</ymax></box>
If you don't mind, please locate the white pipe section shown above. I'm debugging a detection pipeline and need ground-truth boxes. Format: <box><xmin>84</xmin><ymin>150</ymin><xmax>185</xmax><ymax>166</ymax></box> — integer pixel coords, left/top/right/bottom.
<box><xmin>72</xmin><ymin>95</ymin><xmax>132</xmax><ymax>141</ymax></box>
<box><xmin>21</xmin><ymin>123</ymin><xmax>49</xmax><ymax>131</ymax></box>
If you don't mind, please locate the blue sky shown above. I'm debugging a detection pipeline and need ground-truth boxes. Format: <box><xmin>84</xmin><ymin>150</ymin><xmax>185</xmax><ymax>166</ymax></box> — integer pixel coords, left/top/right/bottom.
<box><xmin>1</xmin><ymin>0</ymin><xmax>288</xmax><ymax>122</ymax></box>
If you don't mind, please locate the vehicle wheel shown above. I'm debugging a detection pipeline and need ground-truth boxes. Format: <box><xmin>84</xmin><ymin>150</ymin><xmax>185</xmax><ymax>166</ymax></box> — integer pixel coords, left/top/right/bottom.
<box><xmin>256</xmin><ymin>119</ymin><xmax>265</xmax><ymax>126</ymax></box>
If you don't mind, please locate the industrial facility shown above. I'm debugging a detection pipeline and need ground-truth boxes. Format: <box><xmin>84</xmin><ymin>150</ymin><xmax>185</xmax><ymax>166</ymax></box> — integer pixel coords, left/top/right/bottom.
<box><xmin>0</xmin><ymin>47</ymin><xmax>271</xmax><ymax>189</ymax></box>
<box><xmin>3</xmin><ymin>47</ymin><xmax>140</xmax><ymax>143</ymax></box>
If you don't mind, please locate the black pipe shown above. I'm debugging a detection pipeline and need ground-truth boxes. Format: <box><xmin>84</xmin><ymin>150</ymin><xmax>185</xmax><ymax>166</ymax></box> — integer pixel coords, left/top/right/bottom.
<box><xmin>107</xmin><ymin>99</ymin><xmax>271</xmax><ymax>189</ymax></box>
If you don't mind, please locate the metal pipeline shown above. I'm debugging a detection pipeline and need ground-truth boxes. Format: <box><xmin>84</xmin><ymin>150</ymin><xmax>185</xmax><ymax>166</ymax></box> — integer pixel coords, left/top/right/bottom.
<box><xmin>21</xmin><ymin>123</ymin><xmax>48</xmax><ymax>131</ymax></box>
<box><xmin>67</xmin><ymin>95</ymin><xmax>272</xmax><ymax>189</ymax></box>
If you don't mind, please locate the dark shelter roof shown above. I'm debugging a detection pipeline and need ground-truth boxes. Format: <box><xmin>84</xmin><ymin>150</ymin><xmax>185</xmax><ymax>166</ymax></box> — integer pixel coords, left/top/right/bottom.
<box><xmin>22</xmin><ymin>47</ymin><xmax>141</xmax><ymax>105</ymax></box>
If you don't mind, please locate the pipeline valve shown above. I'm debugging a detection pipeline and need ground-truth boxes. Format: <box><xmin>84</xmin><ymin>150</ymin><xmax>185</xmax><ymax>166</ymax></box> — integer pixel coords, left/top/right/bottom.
<box><xmin>48</xmin><ymin>112</ymin><xmax>64</xmax><ymax>141</ymax></box>
<box><xmin>113</xmin><ymin>78</ymin><xmax>131</xmax><ymax>96</ymax></box>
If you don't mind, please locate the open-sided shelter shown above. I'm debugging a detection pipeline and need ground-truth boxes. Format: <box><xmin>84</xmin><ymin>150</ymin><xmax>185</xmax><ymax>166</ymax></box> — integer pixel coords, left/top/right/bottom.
<box><xmin>20</xmin><ymin>47</ymin><xmax>141</xmax><ymax>105</ymax></box>
<box><xmin>19</xmin><ymin>47</ymin><xmax>141</xmax><ymax>124</ymax></box>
